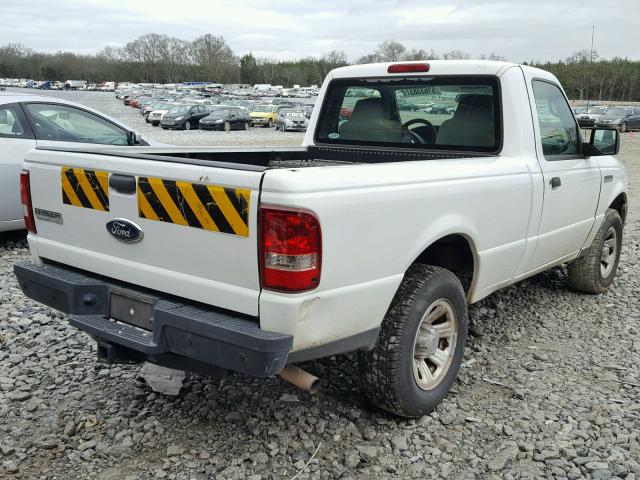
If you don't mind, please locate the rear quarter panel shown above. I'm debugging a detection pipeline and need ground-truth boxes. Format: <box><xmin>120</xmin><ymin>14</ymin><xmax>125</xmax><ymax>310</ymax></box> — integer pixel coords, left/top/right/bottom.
<box><xmin>259</xmin><ymin>154</ymin><xmax>534</xmax><ymax>350</ymax></box>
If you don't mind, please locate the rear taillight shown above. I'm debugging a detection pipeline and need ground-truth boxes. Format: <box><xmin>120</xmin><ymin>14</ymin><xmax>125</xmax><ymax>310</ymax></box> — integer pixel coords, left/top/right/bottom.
<box><xmin>20</xmin><ymin>170</ymin><xmax>36</xmax><ymax>234</ymax></box>
<box><xmin>259</xmin><ymin>206</ymin><xmax>321</xmax><ymax>292</ymax></box>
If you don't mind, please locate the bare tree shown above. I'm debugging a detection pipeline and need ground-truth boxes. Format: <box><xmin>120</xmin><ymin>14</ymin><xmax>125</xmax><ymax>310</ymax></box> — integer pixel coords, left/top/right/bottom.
<box><xmin>442</xmin><ymin>50</ymin><xmax>471</xmax><ymax>60</ymax></box>
<box><xmin>376</xmin><ymin>40</ymin><xmax>406</xmax><ymax>62</ymax></box>
<box><xmin>191</xmin><ymin>34</ymin><xmax>238</xmax><ymax>83</ymax></box>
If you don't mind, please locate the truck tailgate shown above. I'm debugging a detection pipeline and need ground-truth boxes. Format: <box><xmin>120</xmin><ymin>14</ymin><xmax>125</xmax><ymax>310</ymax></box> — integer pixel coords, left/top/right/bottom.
<box><xmin>25</xmin><ymin>148</ymin><xmax>263</xmax><ymax>316</ymax></box>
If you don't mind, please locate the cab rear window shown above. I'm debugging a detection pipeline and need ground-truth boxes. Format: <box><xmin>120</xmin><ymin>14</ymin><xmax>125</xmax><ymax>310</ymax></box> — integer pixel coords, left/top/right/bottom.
<box><xmin>315</xmin><ymin>75</ymin><xmax>501</xmax><ymax>153</ymax></box>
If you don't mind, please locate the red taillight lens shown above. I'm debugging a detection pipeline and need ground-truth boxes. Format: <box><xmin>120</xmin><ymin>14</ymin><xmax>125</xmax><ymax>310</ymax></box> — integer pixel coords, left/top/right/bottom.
<box><xmin>20</xmin><ymin>170</ymin><xmax>37</xmax><ymax>234</ymax></box>
<box><xmin>259</xmin><ymin>206</ymin><xmax>321</xmax><ymax>292</ymax></box>
<box><xmin>387</xmin><ymin>63</ymin><xmax>430</xmax><ymax>73</ymax></box>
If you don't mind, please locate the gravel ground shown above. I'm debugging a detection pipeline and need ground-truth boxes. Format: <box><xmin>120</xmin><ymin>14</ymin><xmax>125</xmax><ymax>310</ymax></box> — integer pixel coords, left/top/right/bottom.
<box><xmin>0</xmin><ymin>93</ymin><xmax>639</xmax><ymax>479</ymax></box>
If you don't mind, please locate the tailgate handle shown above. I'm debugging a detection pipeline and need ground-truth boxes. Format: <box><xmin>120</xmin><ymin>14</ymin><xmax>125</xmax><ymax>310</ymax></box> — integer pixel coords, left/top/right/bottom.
<box><xmin>109</xmin><ymin>174</ymin><xmax>136</xmax><ymax>195</ymax></box>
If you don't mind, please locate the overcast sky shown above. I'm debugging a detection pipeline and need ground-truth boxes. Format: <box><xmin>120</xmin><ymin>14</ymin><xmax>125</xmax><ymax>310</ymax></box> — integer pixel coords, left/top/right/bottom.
<box><xmin>1</xmin><ymin>0</ymin><xmax>638</xmax><ymax>62</ymax></box>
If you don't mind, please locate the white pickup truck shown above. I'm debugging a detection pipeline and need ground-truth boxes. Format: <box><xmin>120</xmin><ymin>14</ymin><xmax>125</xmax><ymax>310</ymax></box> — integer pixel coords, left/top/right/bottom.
<box><xmin>14</xmin><ymin>61</ymin><xmax>628</xmax><ymax>418</ymax></box>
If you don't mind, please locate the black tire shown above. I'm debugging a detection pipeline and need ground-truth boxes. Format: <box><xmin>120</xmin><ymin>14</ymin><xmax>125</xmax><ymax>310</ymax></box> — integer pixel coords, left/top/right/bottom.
<box><xmin>184</xmin><ymin>122</ymin><xmax>191</xmax><ymax>131</ymax></box>
<box><xmin>244</xmin><ymin>122</ymin><xmax>250</xmax><ymax>130</ymax></box>
<box><xmin>224</xmin><ymin>121</ymin><xmax>231</xmax><ymax>132</ymax></box>
<box><xmin>619</xmin><ymin>122</ymin><xmax>627</xmax><ymax>133</ymax></box>
<box><xmin>359</xmin><ymin>264</ymin><xmax>468</xmax><ymax>418</ymax></box>
<box><xmin>568</xmin><ymin>208</ymin><xmax>623</xmax><ymax>294</ymax></box>
<box><xmin>266</xmin><ymin>119</ymin><xmax>272</xmax><ymax>128</ymax></box>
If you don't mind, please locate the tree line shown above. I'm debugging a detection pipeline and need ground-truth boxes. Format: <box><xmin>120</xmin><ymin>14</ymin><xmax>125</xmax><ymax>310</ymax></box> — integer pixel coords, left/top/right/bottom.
<box><xmin>0</xmin><ymin>35</ymin><xmax>638</xmax><ymax>100</ymax></box>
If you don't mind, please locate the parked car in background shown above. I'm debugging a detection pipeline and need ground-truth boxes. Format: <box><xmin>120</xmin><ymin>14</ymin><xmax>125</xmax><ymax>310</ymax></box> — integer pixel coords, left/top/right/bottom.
<box><xmin>199</xmin><ymin>107</ymin><xmax>252</xmax><ymax>131</ymax></box>
<box><xmin>160</xmin><ymin>104</ymin><xmax>210</xmax><ymax>130</ymax></box>
<box><xmin>250</xmin><ymin>104</ymin><xmax>278</xmax><ymax>127</ymax></box>
<box><xmin>147</xmin><ymin>103</ymin><xmax>176</xmax><ymax>126</ymax></box>
<box><xmin>64</xmin><ymin>80</ymin><xmax>87</xmax><ymax>90</ymax></box>
<box><xmin>577</xmin><ymin>105</ymin><xmax>607</xmax><ymax>128</ymax></box>
<box><xmin>0</xmin><ymin>93</ymin><xmax>158</xmax><ymax>232</ymax></box>
<box><xmin>595</xmin><ymin>106</ymin><xmax>640</xmax><ymax>133</ymax></box>
<box><xmin>143</xmin><ymin>102</ymin><xmax>172</xmax><ymax>122</ymax></box>
<box><xmin>302</xmin><ymin>105</ymin><xmax>314</xmax><ymax>119</ymax></box>
<box><xmin>397</xmin><ymin>97</ymin><xmax>422</xmax><ymax>111</ymax></box>
<box><xmin>573</xmin><ymin>106</ymin><xmax>587</xmax><ymax>115</ymax></box>
<box><xmin>275</xmin><ymin>107</ymin><xmax>309</xmax><ymax>131</ymax></box>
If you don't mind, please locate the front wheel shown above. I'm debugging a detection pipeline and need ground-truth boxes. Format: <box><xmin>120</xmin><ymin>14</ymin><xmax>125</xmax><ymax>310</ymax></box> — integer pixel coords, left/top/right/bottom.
<box><xmin>568</xmin><ymin>208</ymin><xmax>623</xmax><ymax>293</ymax></box>
<box><xmin>359</xmin><ymin>264</ymin><xmax>468</xmax><ymax>418</ymax></box>
<box><xmin>619</xmin><ymin>122</ymin><xmax>627</xmax><ymax>133</ymax></box>
<box><xmin>244</xmin><ymin>122</ymin><xmax>250</xmax><ymax>130</ymax></box>
<box><xmin>266</xmin><ymin>119</ymin><xmax>272</xmax><ymax>128</ymax></box>
<box><xmin>224</xmin><ymin>121</ymin><xmax>231</xmax><ymax>132</ymax></box>
<box><xmin>184</xmin><ymin>122</ymin><xmax>191</xmax><ymax>131</ymax></box>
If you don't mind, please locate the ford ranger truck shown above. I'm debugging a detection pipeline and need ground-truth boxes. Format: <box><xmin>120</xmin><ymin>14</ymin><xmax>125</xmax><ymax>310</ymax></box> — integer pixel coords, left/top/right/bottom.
<box><xmin>14</xmin><ymin>61</ymin><xmax>628</xmax><ymax>418</ymax></box>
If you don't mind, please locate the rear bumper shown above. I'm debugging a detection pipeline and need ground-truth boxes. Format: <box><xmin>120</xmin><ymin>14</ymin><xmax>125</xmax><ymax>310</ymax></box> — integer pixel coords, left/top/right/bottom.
<box><xmin>13</xmin><ymin>261</ymin><xmax>292</xmax><ymax>377</ymax></box>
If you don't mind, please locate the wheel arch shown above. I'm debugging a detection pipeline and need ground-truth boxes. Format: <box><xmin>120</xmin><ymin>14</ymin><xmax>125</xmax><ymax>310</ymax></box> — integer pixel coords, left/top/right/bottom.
<box><xmin>410</xmin><ymin>233</ymin><xmax>478</xmax><ymax>301</ymax></box>
<box><xmin>609</xmin><ymin>192</ymin><xmax>628</xmax><ymax>224</ymax></box>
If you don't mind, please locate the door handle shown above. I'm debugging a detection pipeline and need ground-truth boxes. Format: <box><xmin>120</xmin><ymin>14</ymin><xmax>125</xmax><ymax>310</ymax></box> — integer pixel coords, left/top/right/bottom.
<box><xmin>550</xmin><ymin>177</ymin><xmax>561</xmax><ymax>188</ymax></box>
<box><xmin>109</xmin><ymin>174</ymin><xmax>136</xmax><ymax>194</ymax></box>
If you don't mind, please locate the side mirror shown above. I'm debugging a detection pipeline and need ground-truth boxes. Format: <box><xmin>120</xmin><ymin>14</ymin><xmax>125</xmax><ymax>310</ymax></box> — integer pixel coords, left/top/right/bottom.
<box><xmin>127</xmin><ymin>130</ymin><xmax>141</xmax><ymax>146</ymax></box>
<box><xmin>583</xmin><ymin>128</ymin><xmax>619</xmax><ymax>156</ymax></box>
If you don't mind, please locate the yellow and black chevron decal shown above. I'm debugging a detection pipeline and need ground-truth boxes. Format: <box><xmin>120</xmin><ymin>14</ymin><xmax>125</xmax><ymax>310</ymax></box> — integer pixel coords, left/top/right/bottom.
<box><xmin>61</xmin><ymin>167</ymin><xmax>110</xmax><ymax>211</ymax></box>
<box><xmin>137</xmin><ymin>177</ymin><xmax>250</xmax><ymax>237</ymax></box>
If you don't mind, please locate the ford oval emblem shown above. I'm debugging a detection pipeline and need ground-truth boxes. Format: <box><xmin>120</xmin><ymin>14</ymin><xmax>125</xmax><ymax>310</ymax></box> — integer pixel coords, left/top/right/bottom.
<box><xmin>106</xmin><ymin>219</ymin><xmax>144</xmax><ymax>243</ymax></box>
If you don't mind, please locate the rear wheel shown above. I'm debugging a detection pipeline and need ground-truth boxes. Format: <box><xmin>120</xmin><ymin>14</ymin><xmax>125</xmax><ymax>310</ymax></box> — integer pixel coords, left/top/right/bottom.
<box><xmin>244</xmin><ymin>122</ymin><xmax>250</xmax><ymax>130</ymax></box>
<box><xmin>360</xmin><ymin>264</ymin><xmax>468</xmax><ymax>418</ymax></box>
<box><xmin>619</xmin><ymin>122</ymin><xmax>627</xmax><ymax>133</ymax></box>
<box><xmin>568</xmin><ymin>208</ymin><xmax>623</xmax><ymax>293</ymax></box>
<box><xmin>224</xmin><ymin>121</ymin><xmax>231</xmax><ymax>132</ymax></box>
<box><xmin>184</xmin><ymin>122</ymin><xmax>191</xmax><ymax>131</ymax></box>
<box><xmin>266</xmin><ymin>119</ymin><xmax>272</xmax><ymax>128</ymax></box>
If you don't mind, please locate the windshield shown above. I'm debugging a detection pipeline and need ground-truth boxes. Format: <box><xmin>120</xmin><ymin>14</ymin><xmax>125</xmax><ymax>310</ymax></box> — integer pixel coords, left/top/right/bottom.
<box><xmin>587</xmin><ymin>106</ymin><xmax>606</xmax><ymax>114</ymax></box>
<box><xmin>254</xmin><ymin>105</ymin><xmax>274</xmax><ymax>112</ymax></box>
<box><xmin>316</xmin><ymin>75</ymin><xmax>501</xmax><ymax>152</ymax></box>
<box><xmin>209</xmin><ymin>109</ymin><xmax>230</xmax><ymax>116</ymax></box>
<box><xmin>168</xmin><ymin>106</ymin><xmax>190</xmax><ymax>115</ymax></box>
<box><xmin>605</xmin><ymin>107</ymin><xmax>628</xmax><ymax>116</ymax></box>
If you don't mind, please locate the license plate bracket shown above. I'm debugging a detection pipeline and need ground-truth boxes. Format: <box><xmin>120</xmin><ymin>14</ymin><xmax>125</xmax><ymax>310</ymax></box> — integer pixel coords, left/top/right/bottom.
<box><xmin>109</xmin><ymin>290</ymin><xmax>156</xmax><ymax>331</ymax></box>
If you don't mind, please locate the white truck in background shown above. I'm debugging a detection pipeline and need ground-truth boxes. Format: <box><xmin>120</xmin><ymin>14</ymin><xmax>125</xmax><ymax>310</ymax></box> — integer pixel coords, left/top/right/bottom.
<box><xmin>15</xmin><ymin>61</ymin><xmax>627</xmax><ymax>417</ymax></box>
<box><xmin>64</xmin><ymin>80</ymin><xmax>87</xmax><ymax>90</ymax></box>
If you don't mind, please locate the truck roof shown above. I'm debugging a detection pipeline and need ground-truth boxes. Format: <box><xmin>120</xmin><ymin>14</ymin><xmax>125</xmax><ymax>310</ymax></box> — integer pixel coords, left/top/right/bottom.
<box><xmin>329</xmin><ymin>60</ymin><xmax>551</xmax><ymax>80</ymax></box>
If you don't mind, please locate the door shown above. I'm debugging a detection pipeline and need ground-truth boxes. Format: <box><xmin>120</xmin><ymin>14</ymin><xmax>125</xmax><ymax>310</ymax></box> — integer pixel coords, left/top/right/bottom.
<box><xmin>0</xmin><ymin>103</ymin><xmax>36</xmax><ymax>226</ymax></box>
<box><xmin>631</xmin><ymin>107</ymin><xmax>640</xmax><ymax>129</ymax></box>
<box><xmin>524</xmin><ymin>77</ymin><xmax>601</xmax><ymax>271</ymax></box>
<box><xmin>229</xmin><ymin>109</ymin><xmax>239</xmax><ymax>128</ymax></box>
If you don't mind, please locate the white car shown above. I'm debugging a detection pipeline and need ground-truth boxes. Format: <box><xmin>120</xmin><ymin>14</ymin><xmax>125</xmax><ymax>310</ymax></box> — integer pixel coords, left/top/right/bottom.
<box><xmin>147</xmin><ymin>107</ymin><xmax>173</xmax><ymax>126</ymax></box>
<box><xmin>0</xmin><ymin>93</ymin><xmax>156</xmax><ymax>232</ymax></box>
<box><xmin>14</xmin><ymin>61</ymin><xmax>627</xmax><ymax>417</ymax></box>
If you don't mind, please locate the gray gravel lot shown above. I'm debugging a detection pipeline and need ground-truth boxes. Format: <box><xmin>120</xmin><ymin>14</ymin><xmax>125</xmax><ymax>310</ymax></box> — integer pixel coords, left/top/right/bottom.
<box><xmin>0</xmin><ymin>91</ymin><xmax>639</xmax><ymax>479</ymax></box>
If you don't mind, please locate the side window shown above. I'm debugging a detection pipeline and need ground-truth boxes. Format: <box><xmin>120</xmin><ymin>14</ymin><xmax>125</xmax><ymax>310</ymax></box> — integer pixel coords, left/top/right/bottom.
<box><xmin>24</xmin><ymin>103</ymin><xmax>129</xmax><ymax>145</ymax></box>
<box><xmin>0</xmin><ymin>105</ymin><xmax>30</xmax><ymax>138</ymax></box>
<box><xmin>532</xmin><ymin>81</ymin><xmax>580</xmax><ymax>157</ymax></box>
